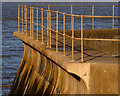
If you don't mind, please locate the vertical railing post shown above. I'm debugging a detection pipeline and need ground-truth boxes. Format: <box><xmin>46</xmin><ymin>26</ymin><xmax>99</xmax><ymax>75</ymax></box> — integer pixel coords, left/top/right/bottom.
<box><xmin>22</xmin><ymin>5</ymin><xmax>24</xmax><ymax>34</ymax></box>
<box><xmin>71</xmin><ymin>5</ymin><xmax>72</xmax><ymax>30</ymax></box>
<box><xmin>92</xmin><ymin>5</ymin><xmax>94</xmax><ymax>29</ymax></box>
<box><xmin>63</xmin><ymin>13</ymin><xmax>66</xmax><ymax>56</ymax></box>
<box><xmin>41</xmin><ymin>8</ymin><xmax>44</xmax><ymax>44</ymax></box>
<box><xmin>47</xmin><ymin>10</ymin><xmax>49</xmax><ymax>47</ymax></box>
<box><xmin>48</xmin><ymin>5</ymin><xmax>51</xmax><ymax>48</ymax></box>
<box><xmin>71</xmin><ymin>5</ymin><xmax>72</xmax><ymax>15</ymax></box>
<box><xmin>112</xmin><ymin>5</ymin><xmax>114</xmax><ymax>29</ymax></box>
<box><xmin>49</xmin><ymin>10</ymin><xmax>51</xmax><ymax>48</ymax></box>
<box><xmin>36</xmin><ymin>8</ymin><xmax>39</xmax><ymax>41</ymax></box>
<box><xmin>30</xmin><ymin>7</ymin><xmax>32</xmax><ymax>37</ymax></box>
<box><xmin>48</xmin><ymin>5</ymin><xmax>51</xmax><ymax>47</ymax></box>
<box><xmin>71</xmin><ymin>15</ymin><xmax>74</xmax><ymax>61</ymax></box>
<box><xmin>48</xmin><ymin>5</ymin><xmax>50</xmax><ymax>11</ymax></box>
<box><xmin>32</xmin><ymin>7</ymin><xmax>34</xmax><ymax>38</ymax></box>
<box><xmin>18</xmin><ymin>5</ymin><xmax>20</xmax><ymax>32</ymax></box>
<box><xmin>81</xmin><ymin>15</ymin><xmax>84</xmax><ymax>62</ymax></box>
<box><xmin>25</xmin><ymin>5</ymin><xmax>27</xmax><ymax>36</ymax></box>
<box><xmin>24</xmin><ymin>5</ymin><xmax>26</xmax><ymax>32</ymax></box>
<box><xmin>56</xmin><ymin>11</ymin><xmax>58</xmax><ymax>52</ymax></box>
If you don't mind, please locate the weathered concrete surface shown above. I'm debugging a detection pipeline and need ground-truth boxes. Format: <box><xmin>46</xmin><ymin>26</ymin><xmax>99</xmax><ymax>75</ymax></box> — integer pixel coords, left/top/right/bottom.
<box><xmin>9</xmin><ymin>32</ymin><xmax>87</xmax><ymax>95</ymax></box>
<box><xmin>10</xmin><ymin>31</ymin><xmax>119</xmax><ymax>94</ymax></box>
<box><xmin>89</xmin><ymin>63</ymin><xmax>118</xmax><ymax>94</ymax></box>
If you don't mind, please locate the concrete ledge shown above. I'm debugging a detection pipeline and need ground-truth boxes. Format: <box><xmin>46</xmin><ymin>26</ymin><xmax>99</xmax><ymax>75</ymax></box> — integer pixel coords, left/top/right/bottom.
<box><xmin>13</xmin><ymin>32</ymin><xmax>46</xmax><ymax>52</ymax></box>
<box><xmin>13</xmin><ymin>32</ymin><xmax>73</xmax><ymax>71</ymax></box>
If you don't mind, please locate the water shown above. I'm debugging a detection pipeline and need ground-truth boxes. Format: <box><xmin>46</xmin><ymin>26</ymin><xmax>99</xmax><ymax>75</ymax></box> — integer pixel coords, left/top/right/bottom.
<box><xmin>2</xmin><ymin>2</ymin><xmax>118</xmax><ymax>95</ymax></box>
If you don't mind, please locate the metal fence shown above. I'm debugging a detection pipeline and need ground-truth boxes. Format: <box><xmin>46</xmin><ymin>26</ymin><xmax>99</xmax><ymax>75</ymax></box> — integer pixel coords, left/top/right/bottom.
<box><xmin>17</xmin><ymin>5</ymin><xmax>120</xmax><ymax>62</ymax></box>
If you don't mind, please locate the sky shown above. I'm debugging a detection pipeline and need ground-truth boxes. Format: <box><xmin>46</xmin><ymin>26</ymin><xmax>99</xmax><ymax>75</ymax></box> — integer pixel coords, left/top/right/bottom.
<box><xmin>1</xmin><ymin>0</ymin><xmax>120</xmax><ymax>2</ymax></box>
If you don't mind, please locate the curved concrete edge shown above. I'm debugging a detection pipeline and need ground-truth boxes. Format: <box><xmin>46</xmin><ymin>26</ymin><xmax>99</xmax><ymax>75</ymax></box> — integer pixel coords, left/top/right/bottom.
<box><xmin>13</xmin><ymin>32</ymin><xmax>46</xmax><ymax>52</ymax></box>
<box><xmin>44</xmin><ymin>49</ymin><xmax>72</xmax><ymax>69</ymax></box>
<box><xmin>13</xmin><ymin>32</ymin><xmax>89</xmax><ymax>90</ymax></box>
<box><xmin>13</xmin><ymin>32</ymin><xmax>72</xmax><ymax>69</ymax></box>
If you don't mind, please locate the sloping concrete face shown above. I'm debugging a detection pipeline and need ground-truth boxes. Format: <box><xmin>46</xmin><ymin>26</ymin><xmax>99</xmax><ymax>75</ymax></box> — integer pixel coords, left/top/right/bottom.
<box><xmin>9</xmin><ymin>32</ymin><xmax>87</xmax><ymax>95</ymax></box>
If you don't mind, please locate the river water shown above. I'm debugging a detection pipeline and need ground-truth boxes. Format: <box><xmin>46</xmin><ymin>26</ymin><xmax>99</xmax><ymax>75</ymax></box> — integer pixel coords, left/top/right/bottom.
<box><xmin>2</xmin><ymin>2</ymin><xmax>118</xmax><ymax>95</ymax></box>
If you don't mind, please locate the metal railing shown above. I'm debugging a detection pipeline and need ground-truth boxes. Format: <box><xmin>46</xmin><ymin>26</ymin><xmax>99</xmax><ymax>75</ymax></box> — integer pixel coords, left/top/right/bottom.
<box><xmin>17</xmin><ymin>5</ymin><xmax>120</xmax><ymax>62</ymax></box>
<box><xmin>26</xmin><ymin>4</ymin><xmax>119</xmax><ymax>29</ymax></box>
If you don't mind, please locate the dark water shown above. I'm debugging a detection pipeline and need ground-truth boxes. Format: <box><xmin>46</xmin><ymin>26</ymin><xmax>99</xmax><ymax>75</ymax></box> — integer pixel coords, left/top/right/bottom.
<box><xmin>2</xmin><ymin>2</ymin><xmax>118</xmax><ymax>95</ymax></box>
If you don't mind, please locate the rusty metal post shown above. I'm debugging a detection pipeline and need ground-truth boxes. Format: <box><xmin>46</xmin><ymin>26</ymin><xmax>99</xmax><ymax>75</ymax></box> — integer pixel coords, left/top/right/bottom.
<box><xmin>49</xmin><ymin>10</ymin><xmax>51</xmax><ymax>48</ymax></box>
<box><xmin>71</xmin><ymin>5</ymin><xmax>72</xmax><ymax>15</ymax></box>
<box><xmin>47</xmin><ymin>10</ymin><xmax>49</xmax><ymax>47</ymax></box>
<box><xmin>22</xmin><ymin>5</ymin><xmax>24</xmax><ymax>34</ymax></box>
<box><xmin>24</xmin><ymin>5</ymin><xmax>26</xmax><ymax>33</ymax></box>
<box><xmin>92</xmin><ymin>5</ymin><xmax>94</xmax><ymax>29</ymax></box>
<box><xmin>18</xmin><ymin>5</ymin><xmax>20</xmax><ymax>32</ymax></box>
<box><xmin>32</xmin><ymin>7</ymin><xmax>34</xmax><ymax>38</ymax></box>
<box><xmin>48</xmin><ymin>5</ymin><xmax>50</xmax><ymax>10</ymax></box>
<box><xmin>25</xmin><ymin>5</ymin><xmax>27</xmax><ymax>36</ymax></box>
<box><xmin>41</xmin><ymin>8</ymin><xmax>44</xmax><ymax>44</ymax></box>
<box><xmin>112</xmin><ymin>5</ymin><xmax>114</xmax><ymax>29</ymax></box>
<box><xmin>63</xmin><ymin>13</ymin><xmax>66</xmax><ymax>56</ymax></box>
<box><xmin>71</xmin><ymin>15</ymin><xmax>74</xmax><ymax>61</ymax></box>
<box><xmin>56</xmin><ymin>11</ymin><xmax>58</xmax><ymax>52</ymax></box>
<box><xmin>48</xmin><ymin>5</ymin><xmax>51</xmax><ymax>48</ymax></box>
<box><xmin>71</xmin><ymin>5</ymin><xmax>72</xmax><ymax>30</ymax></box>
<box><xmin>30</xmin><ymin>7</ymin><xmax>32</xmax><ymax>37</ymax></box>
<box><xmin>36</xmin><ymin>8</ymin><xmax>38</xmax><ymax>41</ymax></box>
<box><xmin>81</xmin><ymin>15</ymin><xmax>84</xmax><ymax>62</ymax></box>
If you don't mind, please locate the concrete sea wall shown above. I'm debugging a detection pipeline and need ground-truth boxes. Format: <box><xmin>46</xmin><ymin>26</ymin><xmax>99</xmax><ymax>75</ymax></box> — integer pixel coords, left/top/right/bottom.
<box><xmin>9</xmin><ymin>32</ymin><xmax>87</xmax><ymax>95</ymax></box>
<box><xmin>9</xmin><ymin>30</ymin><xmax>118</xmax><ymax>95</ymax></box>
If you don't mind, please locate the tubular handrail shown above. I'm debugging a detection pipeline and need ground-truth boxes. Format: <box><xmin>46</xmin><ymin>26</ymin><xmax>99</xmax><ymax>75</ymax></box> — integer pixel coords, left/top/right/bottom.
<box><xmin>21</xmin><ymin>5</ymin><xmax>120</xmax><ymax>7</ymax></box>
<box><xmin>20</xmin><ymin>5</ymin><xmax>120</xmax><ymax>19</ymax></box>
<box><xmin>83</xmin><ymin>15</ymin><xmax>120</xmax><ymax>18</ymax></box>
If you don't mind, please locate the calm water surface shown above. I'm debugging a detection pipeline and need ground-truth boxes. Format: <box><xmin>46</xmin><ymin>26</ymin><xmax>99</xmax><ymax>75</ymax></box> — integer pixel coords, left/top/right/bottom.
<box><xmin>2</xmin><ymin>2</ymin><xmax>118</xmax><ymax>95</ymax></box>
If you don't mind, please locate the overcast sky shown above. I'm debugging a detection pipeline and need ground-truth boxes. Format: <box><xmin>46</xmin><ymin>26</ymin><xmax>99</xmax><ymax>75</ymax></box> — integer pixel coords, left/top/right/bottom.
<box><xmin>1</xmin><ymin>0</ymin><xmax>120</xmax><ymax>2</ymax></box>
